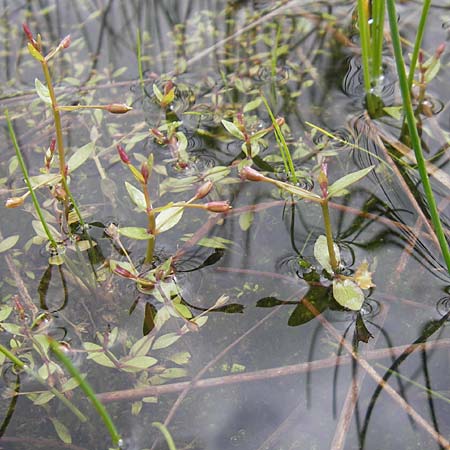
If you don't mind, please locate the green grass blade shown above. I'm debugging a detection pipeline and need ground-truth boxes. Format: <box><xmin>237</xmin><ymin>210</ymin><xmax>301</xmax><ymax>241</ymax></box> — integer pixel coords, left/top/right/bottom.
<box><xmin>5</xmin><ymin>109</ymin><xmax>58</xmax><ymax>249</ymax></box>
<box><xmin>0</xmin><ymin>343</ymin><xmax>87</xmax><ymax>422</ymax></box>
<box><xmin>152</xmin><ymin>422</ymin><xmax>177</xmax><ymax>450</ymax></box>
<box><xmin>357</xmin><ymin>0</ymin><xmax>371</xmax><ymax>94</ymax></box>
<box><xmin>261</xmin><ymin>95</ymin><xmax>297</xmax><ymax>183</ymax></box>
<box><xmin>371</xmin><ymin>0</ymin><xmax>385</xmax><ymax>82</ymax></box>
<box><xmin>386</xmin><ymin>0</ymin><xmax>450</xmax><ymax>275</ymax></box>
<box><xmin>407</xmin><ymin>0</ymin><xmax>431</xmax><ymax>90</ymax></box>
<box><xmin>48</xmin><ymin>339</ymin><xmax>122</xmax><ymax>447</ymax></box>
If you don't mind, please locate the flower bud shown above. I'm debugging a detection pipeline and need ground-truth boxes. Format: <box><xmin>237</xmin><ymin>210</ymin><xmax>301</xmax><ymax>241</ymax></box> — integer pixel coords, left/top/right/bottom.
<box><xmin>164</xmin><ymin>80</ymin><xmax>174</xmax><ymax>95</ymax></box>
<box><xmin>117</xmin><ymin>144</ymin><xmax>130</xmax><ymax>164</ymax></box>
<box><xmin>141</xmin><ymin>162</ymin><xmax>149</xmax><ymax>184</ymax></box>
<box><xmin>276</xmin><ymin>117</ymin><xmax>285</xmax><ymax>127</ymax></box>
<box><xmin>60</xmin><ymin>35</ymin><xmax>71</xmax><ymax>49</ymax></box>
<box><xmin>114</xmin><ymin>266</ymin><xmax>136</xmax><ymax>279</ymax></box>
<box><xmin>318</xmin><ymin>162</ymin><xmax>328</xmax><ymax>198</ymax></box>
<box><xmin>5</xmin><ymin>196</ymin><xmax>25</xmax><ymax>208</ymax></box>
<box><xmin>205</xmin><ymin>201</ymin><xmax>231</xmax><ymax>213</ymax></box>
<box><xmin>240</xmin><ymin>166</ymin><xmax>265</xmax><ymax>182</ymax></box>
<box><xmin>23</xmin><ymin>23</ymin><xmax>37</xmax><ymax>47</ymax></box>
<box><xmin>106</xmin><ymin>103</ymin><xmax>133</xmax><ymax>114</ymax></box>
<box><xmin>435</xmin><ymin>43</ymin><xmax>445</xmax><ymax>59</ymax></box>
<box><xmin>150</xmin><ymin>128</ymin><xmax>166</xmax><ymax>143</ymax></box>
<box><xmin>195</xmin><ymin>180</ymin><xmax>213</xmax><ymax>199</ymax></box>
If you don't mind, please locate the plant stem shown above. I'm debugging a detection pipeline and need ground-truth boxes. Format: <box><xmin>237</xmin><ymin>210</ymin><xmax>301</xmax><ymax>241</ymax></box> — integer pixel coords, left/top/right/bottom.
<box><xmin>143</xmin><ymin>184</ymin><xmax>156</xmax><ymax>265</ymax></box>
<box><xmin>386</xmin><ymin>0</ymin><xmax>450</xmax><ymax>275</ymax></box>
<box><xmin>48</xmin><ymin>339</ymin><xmax>121</xmax><ymax>447</ymax></box>
<box><xmin>5</xmin><ymin>110</ymin><xmax>58</xmax><ymax>249</ymax></box>
<box><xmin>321</xmin><ymin>199</ymin><xmax>339</xmax><ymax>272</ymax></box>
<box><xmin>0</xmin><ymin>343</ymin><xmax>87</xmax><ymax>422</ymax></box>
<box><xmin>407</xmin><ymin>0</ymin><xmax>431</xmax><ymax>91</ymax></box>
<box><xmin>152</xmin><ymin>422</ymin><xmax>177</xmax><ymax>450</ymax></box>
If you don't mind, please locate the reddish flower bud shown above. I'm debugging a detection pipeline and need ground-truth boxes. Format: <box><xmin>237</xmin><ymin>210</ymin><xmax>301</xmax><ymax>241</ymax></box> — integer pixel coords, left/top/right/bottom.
<box><xmin>5</xmin><ymin>196</ymin><xmax>25</xmax><ymax>208</ymax></box>
<box><xmin>117</xmin><ymin>144</ymin><xmax>130</xmax><ymax>164</ymax></box>
<box><xmin>60</xmin><ymin>35</ymin><xmax>71</xmax><ymax>49</ymax></box>
<box><xmin>150</xmin><ymin>128</ymin><xmax>166</xmax><ymax>143</ymax></box>
<box><xmin>106</xmin><ymin>103</ymin><xmax>133</xmax><ymax>114</ymax></box>
<box><xmin>276</xmin><ymin>117</ymin><xmax>285</xmax><ymax>127</ymax></box>
<box><xmin>195</xmin><ymin>180</ymin><xmax>213</xmax><ymax>199</ymax></box>
<box><xmin>435</xmin><ymin>43</ymin><xmax>445</xmax><ymax>59</ymax></box>
<box><xmin>114</xmin><ymin>266</ymin><xmax>136</xmax><ymax>279</ymax></box>
<box><xmin>418</xmin><ymin>50</ymin><xmax>424</xmax><ymax>66</ymax></box>
<box><xmin>318</xmin><ymin>162</ymin><xmax>328</xmax><ymax>198</ymax></box>
<box><xmin>205</xmin><ymin>201</ymin><xmax>231</xmax><ymax>213</ymax></box>
<box><xmin>141</xmin><ymin>162</ymin><xmax>149</xmax><ymax>184</ymax></box>
<box><xmin>23</xmin><ymin>23</ymin><xmax>35</xmax><ymax>45</ymax></box>
<box><xmin>49</xmin><ymin>137</ymin><xmax>56</xmax><ymax>153</ymax></box>
<box><xmin>240</xmin><ymin>166</ymin><xmax>265</xmax><ymax>182</ymax></box>
<box><xmin>164</xmin><ymin>80</ymin><xmax>174</xmax><ymax>95</ymax></box>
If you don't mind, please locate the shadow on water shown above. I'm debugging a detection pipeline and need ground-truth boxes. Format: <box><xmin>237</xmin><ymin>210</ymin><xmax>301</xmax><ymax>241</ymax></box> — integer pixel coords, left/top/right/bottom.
<box><xmin>1</xmin><ymin>1</ymin><xmax>450</xmax><ymax>450</ymax></box>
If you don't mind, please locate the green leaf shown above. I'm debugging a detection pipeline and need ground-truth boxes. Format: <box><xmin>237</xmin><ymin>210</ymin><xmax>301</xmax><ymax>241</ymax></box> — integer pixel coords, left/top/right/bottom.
<box><xmin>0</xmin><ymin>235</ymin><xmax>19</xmax><ymax>253</ymax></box>
<box><xmin>272</xmin><ymin>180</ymin><xmax>321</xmax><ymax>202</ymax></box>
<box><xmin>61</xmin><ymin>376</ymin><xmax>82</xmax><ymax>393</ymax></box>
<box><xmin>130</xmin><ymin>334</ymin><xmax>155</xmax><ymax>357</ymax></box>
<box><xmin>28</xmin><ymin>43</ymin><xmax>44</xmax><ymax>62</ymax></box>
<box><xmin>83</xmin><ymin>342</ymin><xmax>116</xmax><ymax>368</ymax></box>
<box><xmin>125</xmin><ymin>181</ymin><xmax>146</xmax><ymax>212</ymax></box>
<box><xmin>168</xmin><ymin>351</ymin><xmax>191</xmax><ymax>365</ymax></box>
<box><xmin>332</xmin><ymin>279</ymin><xmax>364</xmax><ymax>311</ymax></box>
<box><xmin>314</xmin><ymin>235</ymin><xmax>340</xmax><ymax>274</ymax></box>
<box><xmin>383</xmin><ymin>106</ymin><xmax>403</xmax><ymax>120</ymax></box>
<box><xmin>0</xmin><ymin>306</ymin><xmax>13</xmax><ymax>322</ymax></box>
<box><xmin>243</xmin><ymin>97</ymin><xmax>262</xmax><ymax>113</ymax></box>
<box><xmin>173</xmin><ymin>303</ymin><xmax>192</xmax><ymax>319</ymax></box>
<box><xmin>68</xmin><ymin>142</ymin><xmax>94</xmax><ymax>172</ymax></box>
<box><xmin>35</xmin><ymin>78</ymin><xmax>52</xmax><ymax>104</ymax></box>
<box><xmin>239</xmin><ymin>211</ymin><xmax>254</xmax><ymax>231</ymax></box>
<box><xmin>288</xmin><ymin>286</ymin><xmax>330</xmax><ymax>326</ymax></box>
<box><xmin>153</xmin><ymin>84</ymin><xmax>163</xmax><ymax>102</ymax></box>
<box><xmin>32</xmin><ymin>220</ymin><xmax>59</xmax><ymax>240</ymax></box>
<box><xmin>155</xmin><ymin>207</ymin><xmax>184</xmax><ymax>233</ymax></box>
<box><xmin>327</xmin><ymin>166</ymin><xmax>374</xmax><ymax>198</ymax></box>
<box><xmin>121</xmin><ymin>356</ymin><xmax>157</xmax><ymax>372</ymax></box>
<box><xmin>221</xmin><ymin>119</ymin><xmax>245</xmax><ymax>140</ymax></box>
<box><xmin>160</xmin><ymin>368</ymin><xmax>188</xmax><ymax>379</ymax></box>
<box><xmin>50</xmin><ymin>418</ymin><xmax>72</xmax><ymax>444</ymax></box>
<box><xmin>119</xmin><ymin>226</ymin><xmax>152</xmax><ymax>240</ymax></box>
<box><xmin>33</xmin><ymin>391</ymin><xmax>55</xmax><ymax>405</ymax></box>
<box><xmin>153</xmin><ymin>332</ymin><xmax>181</xmax><ymax>350</ymax></box>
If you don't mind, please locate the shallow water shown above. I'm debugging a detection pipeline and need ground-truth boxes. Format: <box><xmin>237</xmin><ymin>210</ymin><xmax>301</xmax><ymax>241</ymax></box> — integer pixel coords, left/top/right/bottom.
<box><xmin>1</xmin><ymin>1</ymin><xmax>450</xmax><ymax>449</ymax></box>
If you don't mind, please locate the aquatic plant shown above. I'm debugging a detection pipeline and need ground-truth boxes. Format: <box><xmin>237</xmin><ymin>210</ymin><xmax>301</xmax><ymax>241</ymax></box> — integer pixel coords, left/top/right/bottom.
<box><xmin>241</xmin><ymin>162</ymin><xmax>375</xmax><ymax>311</ymax></box>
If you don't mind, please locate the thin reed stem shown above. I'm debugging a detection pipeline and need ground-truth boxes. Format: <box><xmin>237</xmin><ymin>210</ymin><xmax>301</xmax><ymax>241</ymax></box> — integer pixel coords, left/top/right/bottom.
<box><xmin>407</xmin><ymin>0</ymin><xmax>431</xmax><ymax>91</ymax></box>
<box><xmin>48</xmin><ymin>339</ymin><xmax>122</xmax><ymax>447</ymax></box>
<box><xmin>386</xmin><ymin>0</ymin><xmax>450</xmax><ymax>275</ymax></box>
<box><xmin>5</xmin><ymin>110</ymin><xmax>58</xmax><ymax>249</ymax></box>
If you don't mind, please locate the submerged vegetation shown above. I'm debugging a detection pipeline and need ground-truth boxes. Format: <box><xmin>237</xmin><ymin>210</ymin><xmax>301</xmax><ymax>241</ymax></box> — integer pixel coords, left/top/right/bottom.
<box><xmin>1</xmin><ymin>1</ymin><xmax>450</xmax><ymax>449</ymax></box>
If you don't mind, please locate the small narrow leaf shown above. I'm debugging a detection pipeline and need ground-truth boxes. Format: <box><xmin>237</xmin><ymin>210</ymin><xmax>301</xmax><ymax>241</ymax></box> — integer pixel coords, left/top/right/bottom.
<box><xmin>50</xmin><ymin>418</ymin><xmax>72</xmax><ymax>444</ymax></box>
<box><xmin>153</xmin><ymin>84</ymin><xmax>163</xmax><ymax>102</ymax></box>
<box><xmin>35</xmin><ymin>78</ymin><xmax>52</xmax><ymax>104</ymax></box>
<box><xmin>327</xmin><ymin>166</ymin><xmax>374</xmax><ymax>198</ymax></box>
<box><xmin>153</xmin><ymin>332</ymin><xmax>181</xmax><ymax>350</ymax></box>
<box><xmin>119</xmin><ymin>227</ymin><xmax>153</xmax><ymax>240</ymax></box>
<box><xmin>121</xmin><ymin>356</ymin><xmax>157</xmax><ymax>372</ymax></box>
<box><xmin>125</xmin><ymin>181</ymin><xmax>146</xmax><ymax>212</ymax></box>
<box><xmin>314</xmin><ymin>235</ymin><xmax>340</xmax><ymax>274</ymax></box>
<box><xmin>155</xmin><ymin>207</ymin><xmax>184</xmax><ymax>233</ymax></box>
<box><xmin>68</xmin><ymin>142</ymin><xmax>94</xmax><ymax>172</ymax></box>
<box><xmin>221</xmin><ymin>119</ymin><xmax>245</xmax><ymax>140</ymax></box>
<box><xmin>332</xmin><ymin>279</ymin><xmax>364</xmax><ymax>311</ymax></box>
<box><xmin>28</xmin><ymin>43</ymin><xmax>44</xmax><ymax>61</ymax></box>
<box><xmin>0</xmin><ymin>235</ymin><xmax>19</xmax><ymax>253</ymax></box>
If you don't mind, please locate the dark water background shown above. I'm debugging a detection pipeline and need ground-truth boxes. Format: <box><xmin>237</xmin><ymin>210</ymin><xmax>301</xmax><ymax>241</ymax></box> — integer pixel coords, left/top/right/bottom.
<box><xmin>1</xmin><ymin>1</ymin><xmax>450</xmax><ymax>449</ymax></box>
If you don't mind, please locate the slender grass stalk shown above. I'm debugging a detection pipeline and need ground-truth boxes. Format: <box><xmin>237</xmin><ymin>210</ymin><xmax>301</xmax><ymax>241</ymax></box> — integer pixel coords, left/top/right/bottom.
<box><xmin>271</xmin><ymin>22</ymin><xmax>281</xmax><ymax>80</ymax></box>
<box><xmin>5</xmin><ymin>109</ymin><xmax>58</xmax><ymax>249</ymax></box>
<box><xmin>386</xmin><ymin>0</ymin><xmax>450</xmax><ymax>275</ymax></box>
<box><xmin>136</xmin><ymin>28</ymin><xmax>145</xmax><ymax>97</ymax></box>
<box><xmin>152</xmin><ymin>422</ymin><xmax>177</xmax><ymax>450</ymax></box>
<box><xmin>357</xmin><ymin>0</ymin><xmax>371</xmax><ymax>94</ymax></box>
<box><xmin>407</xmin><ymin>0</ymin><xmax>431</xmax><ymax>91</ymax></box>
<box><xmin>48</xmin><ymin>339</ymin><xmax>122</xmax><ymax>447</ymax></box>
<box><xmin>261</xmin><ymin>95</ymin><xmax>297</xmax><ymax>183</ymax></box>
<box><xmin>321</xmin><ymin>199</ymin><xmax>339</xmax><ymax>272</ymax></box>
<box><xmin>371</xmin><ymin>0</ymin><xmax>385</xmax><ymax>82</ymax></box>
<box><xmin>0</xmin><ymin>343</ymin><xmax>87</xmax><ymax>422</ymax></box>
